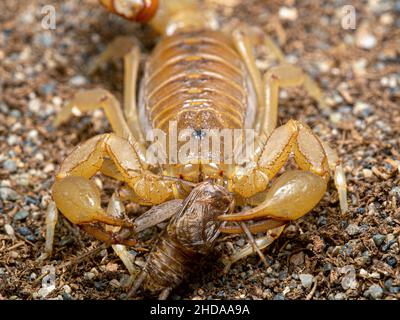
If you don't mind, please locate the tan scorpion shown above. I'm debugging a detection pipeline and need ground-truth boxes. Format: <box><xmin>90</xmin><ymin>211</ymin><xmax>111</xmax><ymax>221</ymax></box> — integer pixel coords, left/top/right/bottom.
<box><xmin>43</xmin><ymin>0</ymin><xmax>348</xmax><ymax>298</ymax></box>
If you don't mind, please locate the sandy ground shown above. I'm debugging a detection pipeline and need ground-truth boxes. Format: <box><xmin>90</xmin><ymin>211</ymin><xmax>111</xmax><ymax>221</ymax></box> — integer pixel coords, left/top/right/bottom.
<box><xmin>0</xmin><ymin>0</ymin><xmax>399</xmax><ymax>300</ymax></box>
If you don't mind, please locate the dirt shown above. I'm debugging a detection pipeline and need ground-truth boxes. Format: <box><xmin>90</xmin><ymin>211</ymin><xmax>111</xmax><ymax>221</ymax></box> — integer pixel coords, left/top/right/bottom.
<box><xmin>0</xmin><ymin>0</ymin><xmax>399</xmax><ymax>300</ymax></box>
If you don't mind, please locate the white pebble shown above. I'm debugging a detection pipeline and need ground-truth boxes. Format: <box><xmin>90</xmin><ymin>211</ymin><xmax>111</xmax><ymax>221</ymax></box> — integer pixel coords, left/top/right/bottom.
<box><xmin>69</xmin><ymin>75</ymin><xmax>88</xmax><ymax>86</ymax></box>
<box><xmin>63</xmin><ymin>285</ymin><xmax>72</xmax><ymax>294</ymax></box>
<box><xmin>44</xmin><ymin>163</ymin><xmax>55</xmax><ymax>173</ymax></box>
<box><xmin>28</xmin><ymin>99</ymin><xmax>41</xmax><ymax>113</ymax></box>
<box><xmin>299</xmin><ymin>274</ymin><xmax>314</xmax><ymax>289</ymax></box>
<box><xmin>363</xmin><ymin>169</ymin><xmax>373</xmax><ymax>178</ymax></box>
<box><xmin>4</xmin><ymin>224</ymin><xmax>15</xmax><ymax>236</ymax></box>
<box><xmin>279</xmin><ymin>7</ymin><xmax>298</xmax><ymax>21</ymax></box>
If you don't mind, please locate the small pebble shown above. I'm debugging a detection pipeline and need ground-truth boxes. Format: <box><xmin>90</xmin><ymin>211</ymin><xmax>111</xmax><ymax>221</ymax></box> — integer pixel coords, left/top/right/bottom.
<box><xmin>363</xmin><ymin>169</ymin><xmax>373</xmax><ymax>178</ymax></box>
<box><xmin>0</xmin><ymin>187</ymin><xmax>19</xmax><ymax>201</ymax></box>
<box><xmin>40</xmin><ymin>82</ymin><xmax>56</xmax><ymax>96</ymax></box>
<box><xmin>43</xmin><ymin>163</ymin><xmax>55</xmax><ymax>173</ymax></box>
<box><xmin>35</xmin><ymin>32</ymin><xmax>54</xmax><ymax>47</ymax></box>
<box><xmin>3</xmin><ymin>159</ymin><xmax>17</xmax><ymax>172</ymax></box>
<box><xmin>386</xmin><ymin>256</ymin><xmax>397</xmax><ymax>268</ymax></box>
<box><xmin>262</xmin><ymin>277</ymin><xmax>276</xmax><ymax>287</ymax></box>
<box><xmin>84</xmin><ymin>272</ymin><xmax>96</xmax><ymax>281</ymax></box>
<box><xmin>13</xmin><ymin>210</ymin><xmax>29</xmax><ymax>221</ymax></box>
<box><xmin>279</xmin><ymin>7</ymin><xmax>298</xmax><ymax>21</ymax></box>
<box><xmin>4</xmin><ymin>224</ymin><xmax>15</xmax><ymax>236</ymax></box>
<box><xmin>356</xmin><ymin>24</ymin><xmax>377</xmax><ymax>49</ymax></box>
<box><xmin>364</xmin><ymin>284</ymin><xmax>383</xmax><ymax>299</ymax></box>
<box><xmin>16</xmin><ymin>227</ymin><xmax>35</xmax><ymax>241</ymax></box>
<box><xmin>353</xmin><ymin>102</ymin><xmax>373</xmax><ymax>117</ymax></box>
<box><xmin>0</xmin><ymin>103</ymin><xmax>9</xmax><ymax>113</ymax></box>
<box><xmin>94</xmin><ymin>281</ymin><xmax>106</xmax><ymax>291</ymax></box>
<box><xmin>69</xmin><ymin>75</ymin><xmax>88</xmax><ymax>86</ymax></box>
<box><xmin>290</xmin><ymin>251</ymin><xmax>305</xmax><ymax>266</ymax></box>
<box><xmin>62</xmin><ymin>293</ymin><xmax>73</xmax><ymax>300</ymax></box>
<box><xmin>372</xmin><ymin>234</ymin><xmax>386</xmax><ymax>246</ymax></box>
<box><xmin>28</xmin><ymin>99</ymin><xmax>41</xmax><ymax>114</ymax></box>
<box><xmin>333</xmin><ymin>293</ymin><xmax>347</xmax><ymax>300</ymax></box>
<box><xmin>382</xmin><ymin>239</ymin><xmax>396</xmax><ymax>252</ymax></box>
<box><xmin>317</xmin><ymin>216</ymin><xmax>327</xmax><ymax>226</ymax></box>
<box><xmin>346</xmin><ymin>224</ymin><xmax>361</xmax><ymax>236</ymax></box>
<box><xmin>109</xmin><ymin>279</ymin><xmax>120</xmax><ymax>289</ymax></box>
<box><xmin>273</xmin><ymin>293</ymin><xmax>285</xmax><ymax>300</ymax></box>
<box><xmin>299</xmin><ymin>274</ymin><xmax>314</xmax><ymax>289</ymax></box>
<box><xmin>329</xmin><ymin>112</ymin><xmax>342</xmax><ymax>124</ymax></box>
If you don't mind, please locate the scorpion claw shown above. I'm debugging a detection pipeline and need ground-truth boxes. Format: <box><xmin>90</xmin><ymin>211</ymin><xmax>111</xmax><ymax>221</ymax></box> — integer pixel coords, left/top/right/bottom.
<box><xmin>52</xmin><ymin>176</ymin><xmax>135</xmax><ymax>228</ymax></box>
<box><xmin>221</xmin><ymin>170</ymin><xmax>327</xmax><ymax>222</ymax></box>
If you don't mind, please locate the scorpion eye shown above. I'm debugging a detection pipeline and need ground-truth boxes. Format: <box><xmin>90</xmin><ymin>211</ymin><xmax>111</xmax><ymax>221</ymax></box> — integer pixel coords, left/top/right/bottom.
<box><xmin>192</xmin><ymin>128</ymin><xmax>206</xmax><ymax>139</ymax></box>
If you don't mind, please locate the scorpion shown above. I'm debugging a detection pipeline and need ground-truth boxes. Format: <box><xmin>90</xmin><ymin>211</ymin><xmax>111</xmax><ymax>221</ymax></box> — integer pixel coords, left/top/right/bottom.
<box><xmin>45</xmin><ymin>0</ymin><xmax>348</xmax><ymax>299</ymax></box>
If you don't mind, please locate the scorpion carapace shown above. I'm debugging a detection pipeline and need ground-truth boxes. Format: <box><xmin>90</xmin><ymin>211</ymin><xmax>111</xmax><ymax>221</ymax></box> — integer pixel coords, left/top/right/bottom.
<box><xmin>45</xmin><ymin>0</ymin><xmax>348</xmax><ymax>297</ymax></box>
<box><xmin>130</xmin><ymin>181</ymin><xmax>234</xmax><ymax>299</ymax></box>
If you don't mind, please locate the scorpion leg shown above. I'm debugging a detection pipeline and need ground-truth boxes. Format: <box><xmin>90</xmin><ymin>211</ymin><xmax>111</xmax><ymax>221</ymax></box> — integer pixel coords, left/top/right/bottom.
<box><xmin>321</xmin><ymin>141</ymin><xmax>348</xmax><ymax>213</ymax></box>
<box><xmin>231</xmin><ymin>28</ymin><xmax>264</xmax><ymax>115</ymax></box>
<box><xmin>222</xmin><ymin>225</ymin><xmax>285</xmax><ymax>273</ymax></box>
<box><xmin>37</xmin><ymin>201</ymin><xmax>59</xmax><ymax>261</ymax></box>
<box><xmin>53</xmin><ymin>88</ymin><xmax>133</xmax><ymax>141</ymax></box>
<box><xmin>239</xmin><ymin>222</ymin><xmax>269</xmax><ymax>267</ymax></box>
<box><xmin>88</xmin><ymin>36</ymin><xmax>144</xmax><ymax>141</ymax></box>
<box><xmin>55</xmin><ymin>36</ymin><xmax>144</xmax><ymax>142</ymax></box>
<box><xmin>262</xmin><ymin>64</ymin><xmax>326</xmax><ymax>136</ymax></box>
<box><xmin>106</xmin><ymin>192</ymin><xmax>139</xmax><ymax>276</ymax></box>
<box><xmin>225</xmin><ymin>120</ymin><xmax>330</xmax><ymax>222</ymax></box>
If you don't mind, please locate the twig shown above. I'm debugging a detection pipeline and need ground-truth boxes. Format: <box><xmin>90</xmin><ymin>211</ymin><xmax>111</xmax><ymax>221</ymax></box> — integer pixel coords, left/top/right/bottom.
<box><xmin>7</xmin><ymin>241</ymin><xmax>25</xmax><ymax>251</ymax></box>
<box><xmin>306</xmin><ymin>277</ymin><xmax>318</xmax><ymax>300</ymax></box>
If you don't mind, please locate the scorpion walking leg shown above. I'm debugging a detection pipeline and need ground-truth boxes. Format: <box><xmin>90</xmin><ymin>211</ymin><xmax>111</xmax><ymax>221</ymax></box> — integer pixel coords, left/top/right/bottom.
<box><xmin>239</xmin><ymin>222</ymin><xmax>268</xmax><ymax>267</ymax></box>
<box><xmin>321</xmin><ymin>141</ymin><xmax>348</xmax><ymax>213</ymax></box>
<box><xmin>37</xmin><ymin>201</ymin><xmax>59</xmax><ymax>261</ymax></box>
<box><xmin>232</xmin><ymin>28</ymin><xmax>264</xmax><ymax>115</ymax></box>
<box><xmin>88</xmin><ymin>36</ymin><xmax>144</xmax><ymax>141</ymax></box>
<box><xmin>222</xmin><ymin>226</ymin><xmax>285</xmax><ymax>272</ymax></box>
<box><xmin>55</xmin><ymin>36</ymin><xmax>144</xmax><ymax>142</ymax></box>
<box><xmin>53</xmin><ymin>88</ymin><xmax>133</xmax><ymax>141</ymax></box>
<box><xmin>106</xmin><ymin>192</ymin><xmax>140</xmax><ymax>281</ymax></box>
<box><xmin>262</xmin><ymin>64</ymin><xmax>326</xmax><ymax>136</ymax></box>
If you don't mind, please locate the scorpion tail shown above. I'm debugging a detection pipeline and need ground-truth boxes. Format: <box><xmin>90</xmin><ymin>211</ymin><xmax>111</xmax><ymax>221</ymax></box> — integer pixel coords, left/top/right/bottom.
<box><xmin>99</xmin><ymin>0</ymin><xmax>159</xmax><ymax>23</ymax></box>
<box><xmin>99</xmin><ymin>0</ymin><xmax>216</xmax><ymax>35</ymax></box>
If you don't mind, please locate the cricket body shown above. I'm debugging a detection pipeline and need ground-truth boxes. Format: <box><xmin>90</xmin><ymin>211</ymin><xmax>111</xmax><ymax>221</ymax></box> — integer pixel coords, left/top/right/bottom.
<box><xmin>130</xmin><ymin>181</ymin><xmax>234</xmax><ymax>299</ymax></box>
<box><xmin>47</xmin><ymin>0</ymin><xmax>348</xmax><ymax>295</ymax></box>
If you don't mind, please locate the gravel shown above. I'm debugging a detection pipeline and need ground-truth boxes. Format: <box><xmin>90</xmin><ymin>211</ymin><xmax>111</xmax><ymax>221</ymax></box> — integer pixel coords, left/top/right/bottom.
<box><xmin>0</xmin><ymin>187</ymin><xmax>19</xmax><ymax>201</ymax></box>
<box><xmin>299</xmin><ymin>274</ymin><xmax>314</xmax><ymax>289</ymax></box>
<box><xmin>13</xmin><ymin>210</ymin><xmax>29</xmax><ymax>221</ymax></box>
<box><xmin>363</xmin><ymin>284</ymin><xmax>383</xmax><ymax>299</ymax></box>
<box><xmin>0</xmin><ymin>0</ymin><xmax>399</xmax><ymax>301</ymax></box>
<box><xmin>2</xmin><ymin>159</ymin><xmax>17</xmax><ymax>172</ymax></box>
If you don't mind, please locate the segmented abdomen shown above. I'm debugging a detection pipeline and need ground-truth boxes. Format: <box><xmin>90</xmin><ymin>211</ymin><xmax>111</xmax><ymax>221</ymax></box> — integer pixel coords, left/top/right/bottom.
<box><xmin>141</xmin><ymin>30</ymin><xmax>250</xmax><ymax>133</ymax></box>
<box><xmin>142</xmin><ymin>231</ymin><xmax>196</xmax><ymax>294</ymax></box>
